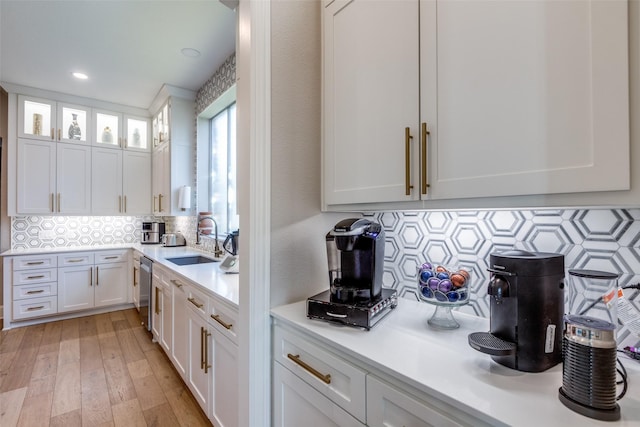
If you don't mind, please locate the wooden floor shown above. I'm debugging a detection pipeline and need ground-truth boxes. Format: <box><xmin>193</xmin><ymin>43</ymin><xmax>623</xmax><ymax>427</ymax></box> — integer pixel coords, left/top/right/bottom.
<box><xmin>0</xmin><ymin>309</ymin><xmax>212</xmax><ymax>427</ymax></box>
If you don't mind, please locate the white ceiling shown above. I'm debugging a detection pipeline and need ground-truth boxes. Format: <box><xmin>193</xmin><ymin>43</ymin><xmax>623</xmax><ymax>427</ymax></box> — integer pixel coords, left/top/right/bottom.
<box><xmin>0</xmin><ymin>0</ymin><xmax>236</xmax><ymax>110</ymax></box>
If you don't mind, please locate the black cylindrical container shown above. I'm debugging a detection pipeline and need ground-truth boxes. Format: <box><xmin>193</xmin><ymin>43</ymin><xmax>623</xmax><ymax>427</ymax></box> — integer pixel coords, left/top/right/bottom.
<box><xmin>488</xmin><ymin>250</ymin><xmax>565</xmax><ymax>372</ymax></box>
<box><xmin>558</xmin><ymin>315</ymin><xmax>620</xmax><ymax>421</ymax></box>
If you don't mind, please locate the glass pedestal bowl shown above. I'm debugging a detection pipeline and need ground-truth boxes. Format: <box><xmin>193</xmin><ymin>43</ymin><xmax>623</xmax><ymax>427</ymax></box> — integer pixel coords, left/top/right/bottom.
<box><xmin>417</xmin><ymin>263</ymin><xmax>471</xmax><ymax>329</ymax></box>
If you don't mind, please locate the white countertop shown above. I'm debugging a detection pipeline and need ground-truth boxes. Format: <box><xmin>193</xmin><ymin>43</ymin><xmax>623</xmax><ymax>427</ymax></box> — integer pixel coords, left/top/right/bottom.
<box><xmin>271</xmin><ymin>297</ymin><xmax>640</xmax><ymax>426</ymax></box>
<box><xmin>2</xmin><ymin>244</ymin><xmax>239</xmax><ymax>307</ymax></box>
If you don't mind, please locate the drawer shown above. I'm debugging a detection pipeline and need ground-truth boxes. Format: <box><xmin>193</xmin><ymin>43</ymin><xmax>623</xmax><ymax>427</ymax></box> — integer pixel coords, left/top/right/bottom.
<box><xmin>12</xmin><ymin>254</ymin><xmax>57</xmax><ymax>270</ymax></box>
<box><xmin>14</xmin><ymin>282</ymin><xmax>57</xmax><ymax>300</ymax></box>
<box><xmin>13</xmin><ymin>296</ymin><xmax>58</xmax><ymax>320</ymax></box>
<box><xmin>58</xmin><ymin>252</ymin><xmax>94</xmax><ymax>267</ymax></box>
<box><xmin>13</xmin><ymin>268</ymin><xmax>57</xmax><ymax>285</ymax></box>
<box><xmin>209</xmin><ymin>298</ymin><xmax>239</xmax><ymax>344</ymax></box>
<box><xmin>95</xmin><ymin>250</ymin><xmax>128</xmax><ymax>264</ymax></box>
<box><xmin>186</xmin><ymin>284</ymin><xmax>209</xmax><ymax>318</ymax></box>
<box><xmin>273</xmin><ymin>325</ymin><xmax>367</xmax><ymax>423</ymax></box>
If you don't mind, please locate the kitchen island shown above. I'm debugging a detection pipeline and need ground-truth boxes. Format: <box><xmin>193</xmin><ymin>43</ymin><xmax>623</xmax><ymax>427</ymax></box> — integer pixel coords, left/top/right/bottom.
<box><xmin>271</xmin><ymin>297</ymin><xmax>640</xmax><ymax>426</ymax></box>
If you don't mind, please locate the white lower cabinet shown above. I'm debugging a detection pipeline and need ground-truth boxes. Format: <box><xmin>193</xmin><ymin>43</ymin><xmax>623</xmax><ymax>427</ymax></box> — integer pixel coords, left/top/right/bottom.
<box><xmin>94</xmin><ymin>261</ymin><xmax>127</xmax><ymax>307</ymax></box>
<box><xmin>273</xmin><ymin>362</ymin><xmax>365</xmax><ymax>427</ymax></box>
<box><xmin>209</xmin><ymin>315</ymin><xmax>239</xmax><ymax>427</ymax></box>
<box><xmin>170</xmin><ymin>276</ymin><xmax>189</xmax><ymax>379</ymax></box>
<box><xmin>159</xmin><ymin>274</ymin><xmax>172</xmax><ymax>353</ymax></box>
<box><xmin>132</xmin><ymin>251</ymin><xmax>141</xmax><ymax>310</ymax></box>
<box><xmin>58</xmin><ymin>264</ymin><xmax>94</xmax><ymax>313</ymax></box>
<box><xmin>272</xmin><ymin>322</ymin><xmax>489</xmax><ymax>427</ymax></box>
<box><xmin>151</xmin><ymin>268</ymin><xmax>163</xmax><ymax>340</ymax></box>
<box><xmin>187</xmin><ymin>300</ymin><xmax>211</xmax><ymax>414</ymax></box>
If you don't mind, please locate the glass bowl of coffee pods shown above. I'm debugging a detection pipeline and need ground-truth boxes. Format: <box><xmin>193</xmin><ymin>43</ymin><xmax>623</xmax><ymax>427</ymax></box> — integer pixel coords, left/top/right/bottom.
<box><xmin>417</xmin><ymin>262</ymin><xmax>471</xmax><ymax>329</ymax></box>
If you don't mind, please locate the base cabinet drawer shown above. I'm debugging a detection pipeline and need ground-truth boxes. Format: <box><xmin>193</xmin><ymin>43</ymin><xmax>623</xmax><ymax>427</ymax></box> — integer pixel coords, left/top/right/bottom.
<box><xmin>14</xmin><ymin>282</ymin><xmax>57</xmax><ymax>300</ymax></box>
<box><xmin>13</xmin><ymin>255</ymin><xmax>57</xmax><ymax>270</ymax></box>
<box><xmin>13</xmin><ymin>296</ymin><xmax>58</xmax><ymax>320</ymax></box>
<box><xmin>13</xmin><ymin>268</ymin><xmax>57</xmax><ymax>285</ymax></box>
<box><xmin>273</xmin><ymin>362</ymin><xmax>365</xmax><ymax>427</ymax></box>
<box><xmin>273</xmin><ymin>325</ymin><xmax>367</xmax><ymax>422</ymax></box>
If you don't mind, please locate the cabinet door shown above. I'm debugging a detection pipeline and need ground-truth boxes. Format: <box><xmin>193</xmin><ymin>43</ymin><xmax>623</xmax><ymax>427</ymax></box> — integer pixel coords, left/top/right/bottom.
<box><xmin>92</xmin><ymin>148</ymin><xmax>123</xmax><ymax>214</ymax></box>
<box><xmin>124</xmin><ymin>116</ymin><xmax>150</xmax><ymax>151</ymax></box>
<box><xmin>272</xmin><ymin>362</ymin><xmax>365</xmax><ymax>427</ymax></box>
<box><xmin>421</xmin><ymin>0</ymin><xmax>629</xmax><ymax>200</ymax></box>
<box><xmin>94</xmin><ymin>110</ymin><xmax>122</xmax><ymax>148</ymax></box>
<box><xmin>58</xmin><ymin>265</ymin><xmax>94</xmax><ymax>312</ymax></box>
<box><xmin>56</xmin><ymin>143</ymin><xmax>91</xmax><ymax>214</ymax></box>
<box><xmin>57</xmin><ymin>103</ymin><xmax>90</xmax><ymax>144</ymax></box>
<box><xmin>123</xmin><ymin>152</ymin><xmax>151</xmax><ymax>214</ymax></box>
<box><xmin>94</xmin><ymin>262</ymin><xmax>127</xmax><ymax>307</ymax></box>
<box><xmin>160</xmin><ymin>280</ymin><xmax>172</xmax><ymax>353</ymax></box>
<box><xmin>18</xmin><ymin>95</ymin><xmax>55</xmax><ymax>141</ymax></box>
<box><xmin>151</xmin><ymin>273</ymin><xmax>163</xmax><ymax>340</ymax></box>
<box><xmin>210</xmin><ymin>329</ymin><xmax>238</xmax><ymax>427</ymax></box>
<box><xmin>171</xmin><ymin>278</ymin><xmax>189</xmax><ymax>379</ymax></box>
<box><xmin>187</xmin><ymin>309</ymin><xmax>211</xmax><ymax>414</ymax></box>
<box><xmin>323</xmin><ymin>0</ymin><xmax>420</xmax><ymax>205</ymax></box>
<box><xmin>152</xmin><ymin>147</ymin><xmax>164</xmax><ymax>214</ymax></box>
<box><xmin>367</xmin><ymin>375</ymin><xmax>467</xmax><ymax>427</ymax></box>
<box><xmin>133</xmin><ymin>257</ymin><xmax>140</xmax><ymax>310</ymax></box>
<box><xmin>16</xmin><ymin>139</ymin><xmax>56</xmax><ymax>214</ymax></box>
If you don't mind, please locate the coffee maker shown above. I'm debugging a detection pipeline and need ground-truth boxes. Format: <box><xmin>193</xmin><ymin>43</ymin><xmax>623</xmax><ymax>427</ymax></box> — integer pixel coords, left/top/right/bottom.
<box><xmin>141</xmin><ymin>222</ymin><xmax>165</xmax><ymax>244</ymax></box>
<box><xmin>468</xmin><ymin>250</ymin><xmax>565</xmax><ymax>372</ymax></box>
<box><xmin>307</xmin><ymin>218</ymin><xmax>397</xmax><ymax>330</ymax></box>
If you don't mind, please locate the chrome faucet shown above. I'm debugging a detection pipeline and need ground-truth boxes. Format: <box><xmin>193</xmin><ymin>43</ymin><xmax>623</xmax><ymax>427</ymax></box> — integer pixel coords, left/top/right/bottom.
<box><xmin>196</xmin><ymin>215</ymin><xmax>224</xmax><ymax>257</ymax></box>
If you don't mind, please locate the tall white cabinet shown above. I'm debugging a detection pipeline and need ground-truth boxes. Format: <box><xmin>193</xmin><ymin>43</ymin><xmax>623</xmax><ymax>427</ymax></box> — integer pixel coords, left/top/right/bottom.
<box><xmin>323</xmin><ymin>0</ymin><xmax>630</xmax><ymax>208</ymax></box>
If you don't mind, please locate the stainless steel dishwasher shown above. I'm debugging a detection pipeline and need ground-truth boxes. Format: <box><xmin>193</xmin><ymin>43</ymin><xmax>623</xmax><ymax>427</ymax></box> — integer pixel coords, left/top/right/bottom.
<box><xmin>139</xmin><ymin>256</ymin><xmax>153</xmax><ymax>331</ymax></box>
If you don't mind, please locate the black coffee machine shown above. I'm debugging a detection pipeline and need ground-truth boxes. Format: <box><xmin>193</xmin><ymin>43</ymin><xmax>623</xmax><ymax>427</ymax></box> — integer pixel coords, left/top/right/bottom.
<box><xmin>468</xmin><ymin>250</ymin><xmax>565</xmax><ymax>372</ymax></box>
<box><xmin>307</xmin><ymin>218</ymin><xmax>397</xmax><ymax>330</ymax></box>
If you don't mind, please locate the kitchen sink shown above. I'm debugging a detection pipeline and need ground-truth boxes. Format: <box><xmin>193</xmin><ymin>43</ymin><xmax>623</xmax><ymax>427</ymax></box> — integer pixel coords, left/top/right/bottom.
<box><xmin>166</xmin><ymin>256</ymin><xmax>219</xmax><ymax>266</ymax></box>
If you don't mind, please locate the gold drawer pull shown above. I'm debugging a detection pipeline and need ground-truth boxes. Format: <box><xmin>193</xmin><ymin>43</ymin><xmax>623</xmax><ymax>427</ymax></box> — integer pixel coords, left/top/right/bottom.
<box><xmin>104</xmin><ymin>256</ymin><xmax>118</xmax><ymax>260</ymax></box>
<box><xmin>210</xmin><ymin>314</ymin><xmax>232</xmax><ymax>330</ymax></box>
<box><xmin>170</xmin><ymin>279</ymin><xmax>183</xmax><ymax>288</ymax></box>
<box><xmin>67</xmin><ymin>259</ymin><xmax>84</xmax><ymax>263</ymax></box>
<box><xmin>26</xmin><ymin>290</ymin><xmax>45</xmax><ymax>294</ymax></box>
<box><xmin>27</xmin><ymin>306</ymin><xmax>45</xmax><ymax>311</ymax></box>
<box><xmin>188</xmin><ymin>297</ymin><xmax>204</xmax><ymax>309</ymax></box>
<box><xmin>287</xmin><ymin>354</ymin><xmax>331</xmax><ymax>384</ymax></box>
<box><xmin>26</xmin><ymin>275</ymin><xmax>45</xmax><ymax>279</ymax></box>
<box><xmin>26</xmin><ymin>261</ymin><xmax>44</xmax><ymax>265</ymax></box>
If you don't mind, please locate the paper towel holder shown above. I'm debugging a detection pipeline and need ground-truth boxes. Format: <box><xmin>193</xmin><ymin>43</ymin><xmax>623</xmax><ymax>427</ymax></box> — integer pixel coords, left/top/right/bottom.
<box><xmin>178</xmin><ymin>185</ymin><xmax>191</xmax><ymax>211</ymax></box>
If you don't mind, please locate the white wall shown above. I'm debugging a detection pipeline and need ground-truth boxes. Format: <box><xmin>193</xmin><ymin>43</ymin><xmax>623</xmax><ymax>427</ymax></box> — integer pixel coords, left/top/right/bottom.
<box><xmin>270</xmin><ymin>0</ymin><xmax>345</xmax><ymax>308</ymax></box>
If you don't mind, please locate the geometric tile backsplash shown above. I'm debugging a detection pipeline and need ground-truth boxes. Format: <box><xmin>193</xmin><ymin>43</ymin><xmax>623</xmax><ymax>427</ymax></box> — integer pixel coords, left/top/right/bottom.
<box><xmin>371</xmin><ymin>208</ymin><xmax>640</xmax><ymax>346</ymax></box>
<box><xmin>10</xmin><ymin>207</ymin><xmax>640</xmax><ymax>345</ymax></box>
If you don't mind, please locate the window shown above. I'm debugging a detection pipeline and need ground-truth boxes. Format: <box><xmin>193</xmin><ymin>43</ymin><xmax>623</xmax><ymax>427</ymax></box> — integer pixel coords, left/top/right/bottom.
<box><xmin>209</xmin><ymin>102</ymin><xmax>238</xmax><ymax>234</ymax></box>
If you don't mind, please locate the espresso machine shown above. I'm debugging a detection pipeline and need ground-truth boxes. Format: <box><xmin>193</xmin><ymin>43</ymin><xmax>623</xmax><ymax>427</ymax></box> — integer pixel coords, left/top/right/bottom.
<box><xmin>307</xmin><ymin>218</ymin><xmax>397</xmax><ymax>330</ymax></box>
<box><xmin>468</xmin><ymin>250</ymin><xmax>565</xmax><ymax>372</ymax></box>
<box><xmin>141</xmin><ymin>222</ymin><xmax>165</xmax><ymax>244</ymax></box>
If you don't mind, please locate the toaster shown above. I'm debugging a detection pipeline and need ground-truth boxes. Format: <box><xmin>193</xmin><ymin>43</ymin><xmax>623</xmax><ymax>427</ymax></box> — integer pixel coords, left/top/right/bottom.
<box><xmin>162</xmin><ymin>233</ymin><xmax>186</xmax><ymax>247</ymax></box>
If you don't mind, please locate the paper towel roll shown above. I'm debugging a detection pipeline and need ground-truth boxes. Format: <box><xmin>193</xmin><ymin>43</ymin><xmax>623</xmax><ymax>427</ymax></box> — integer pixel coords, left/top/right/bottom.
<box><xmin>178</xmin><ymin>185</ymin><xmax>191</xmax><ymax>210</ymax></box>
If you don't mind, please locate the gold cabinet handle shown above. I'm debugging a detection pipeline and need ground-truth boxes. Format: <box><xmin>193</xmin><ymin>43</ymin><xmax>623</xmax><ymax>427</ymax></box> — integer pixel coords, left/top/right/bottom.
<box><xmin>51</xmin><ymin>128</ymin><xmax>55</xmax><ymax>140</ymax></box>
<box><xmin>133</xmin><ymin>266</ymin><xmax>138</xmax><ymax>286</ymax></box>
<box><xmin>170</xmin><ymin>279</ymin><xmax>183</xmax><ymax>288</ymax></box>
<box><xmin>26</xmin><ymin>275</ymin><xmax>45</xmax><ymax>279</ymax></box>
<box><xmin>210</xmin><ymin>314</ymin><xmax>232</xmax><ymax>330</ymax></box>
<box><xmin>119</xmin><ymin>195</ymin><xmax>122</xmax><ymax>213</ymax></box>
<box><xmin>204</xmin><ymin>329</ymin><xmax>211</xmax><ymax>373</ymax></box>
<box><xmin>200</xmin><ymin>327</ymin><xmax>205</xmax><ymax>369</ymax></box>
<box><xmin>155</xmin><ymin>287</ymin><xmax>160</xmax><ymax>314</ymax></box>
<box><xmin>124</xmin><ymin>138</ymin><xmax>128</xmax><ymax>149</ymax></box>
<box><xmin>27</xmin><ymin>306</ymin><xmax>45</xmax><ymax>311</ymax></box>
<box><xmin>421</xmin><ymin>122</ymin><xmax>430</xmax><ymax>194</ymax></box>
<box><xmin>158</xmin><ymin>194</ymin><xmax>163</xmax><ymax>212</ymax></box>
<box><xmin>287</xmin><ymin>354</ymin><xmax>331</xmax><ymax>384</ymax></box>
<box><xmin>188</xmin><ymin>297</ymin><xmax>203</xmax><ymax>309</ymax></box>
<box><xmin>153</xmin><ymin>195</ymin><xmax>158</xmax><ymax>212</ymax></box>
<box><xmin>27</xmin><ymin>289</ymin><xmax>45</xmax><ymax>294</ymax></box>
<box><xmin>405</xmin><ymin>127</ymin><xmax>413</xmax><ymax>196</ymax></box>
<box><xmin>50</xmin><ymin>193</ymin><xmax>54</xmax><ymax>212</ymax></box>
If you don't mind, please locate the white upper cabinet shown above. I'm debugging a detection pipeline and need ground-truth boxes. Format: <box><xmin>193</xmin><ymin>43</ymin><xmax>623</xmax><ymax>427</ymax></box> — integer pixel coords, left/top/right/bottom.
<box><xmin>18</xmin><ymin>95</ymin><xmax>91</xmax><ymax>144</ymax></box>
<box><xmin>421</xmin><ymin>0</ymin><xmax>630</xmax><ymax>200</ymax></box>
<box><xmin>323</xmin><ymin>0</ymin><xmax>420</xmax><ymax>205</ymax></box>
<box><xmin>323</xmin><ymin>0</ymin><xmax>630</xmax><ymax>208</ymax></box>
<box><xmin>93</xmin><ymin>110</ymin><xmax>149</xmax><ymax>151</ymax></box>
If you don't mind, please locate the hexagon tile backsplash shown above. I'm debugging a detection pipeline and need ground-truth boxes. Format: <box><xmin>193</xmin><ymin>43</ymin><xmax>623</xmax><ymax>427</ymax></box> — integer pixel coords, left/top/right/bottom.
<box><xmin>370</xmin><ymin>208</ymin><xmax>640</xmax><ymax>346</ymax></box>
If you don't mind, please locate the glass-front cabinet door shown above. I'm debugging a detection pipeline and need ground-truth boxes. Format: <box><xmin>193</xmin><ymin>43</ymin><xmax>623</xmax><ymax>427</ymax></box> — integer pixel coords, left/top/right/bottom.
<box><xmin>94</xmin><ymin>110</ymin><xmax>121</xmax><ymax>148</ymax></box>
<box><xmin>57</xmin><ymin>103</ymin><xmax>90</xmax><ymax>144</ymax></box>
<box><xmin>18</xmin><ymin>95</ymin><xmax>55</xmax><ymax>140</ymax></box>
<box><xmin>124</xmin><ymin>116</ymin><xmax>150</xmax><ymax>151</ymax></box>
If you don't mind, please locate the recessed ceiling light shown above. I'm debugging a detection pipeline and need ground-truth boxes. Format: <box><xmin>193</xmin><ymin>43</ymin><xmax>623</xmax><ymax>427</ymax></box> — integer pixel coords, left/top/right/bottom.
<box><xmin>181</xmin><ymin>48</ymin><xmax>201</xmax><ymax>58</ymax></box>
<box><xmin>72</xmin><ymin>72</ymin><xmax>88</xmax><ymax>80</ymax></box>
